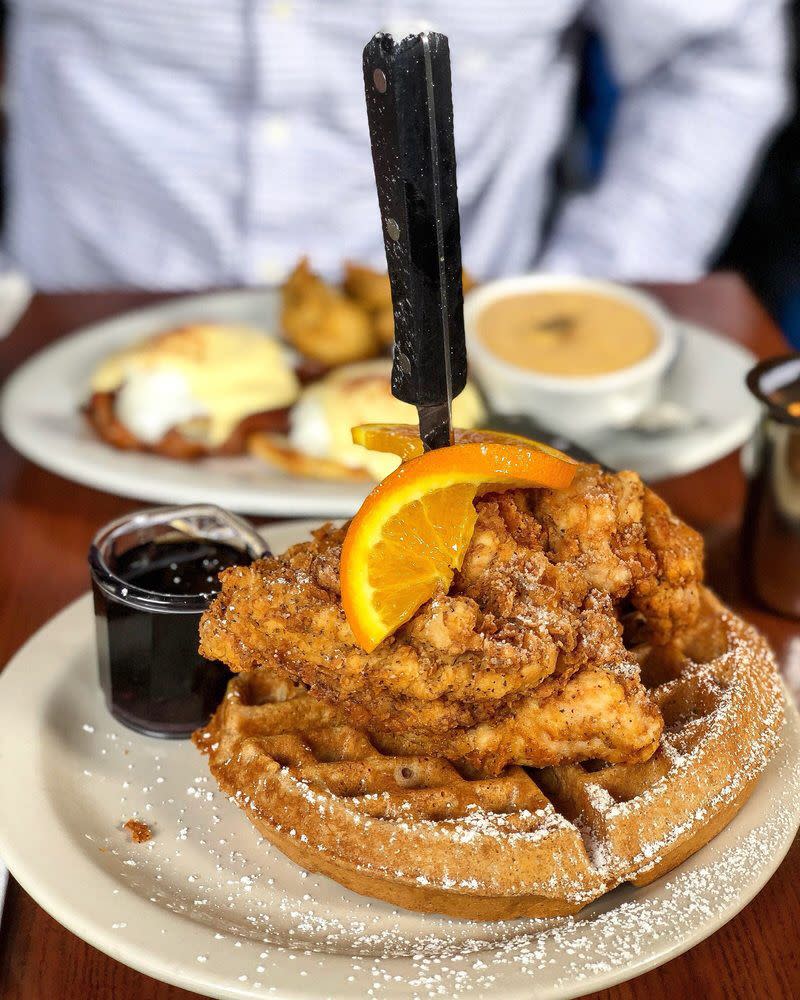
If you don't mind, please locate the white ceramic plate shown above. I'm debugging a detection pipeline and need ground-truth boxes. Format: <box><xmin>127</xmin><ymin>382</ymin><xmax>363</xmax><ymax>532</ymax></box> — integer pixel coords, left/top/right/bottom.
<box><xmin>1</xmin><ymin>291</ymin><xmax>759</xmax><ymax>516</ymax></box>
<box><xmin>585</xmin><ymin>326</ymin><xmax>760</xmax><ymax>480</ymax></box>
<box><xmin>0</xmin><ymin>863</ymin><xmax>7</xmax><ymax>930</ymax></box>
<box><xmin>0</xmin><ymin>520</ymin><xmax>798</xmax><ymax>1000</ymax></box>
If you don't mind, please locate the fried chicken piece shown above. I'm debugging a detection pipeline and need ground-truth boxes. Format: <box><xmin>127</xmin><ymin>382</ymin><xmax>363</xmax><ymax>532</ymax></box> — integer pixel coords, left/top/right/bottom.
<box><xmin>200</xmin><ymin>521</ymin><xmax>568</xmax><ymax>733</ymax></box>
<box><xmin>634</xmin><ymin>488</ymin><xmax>706</xmax><ymax>642</ymax></box>
<box><xmin>199</xmin><ymin>466</ymin><xmax>700</xmax><ymax>769</ymax></box>
<box><xmin>281</xmin><ymin>258</ymin><xmax>379</xmax><ymax>365</ymax></box>
<box><xmin>200</xmin><ymin>492</ymin><xmax>642</xmax><ymax>729</ymax></box>
<box><xmin>342</xmin><ymin>262</ymin><xmax>393</xmax><ymax>313</ymax></box>
<box><xmin>343</xmin><ymin>262</ymin><xmax>477</xmax><ymax>346</ymax></box>
<box><xmin>199</xmin><ymin>516</ymin><xmax>661</xmax><ymax>771</ymax></box>
<box><xmin>374</xmin><ymin>664</ymin><xmax>662</xmax><ymax>774</ymax></box>
<box><xmin>532</xmin><ymin>465</ymin><xmax>704</xmax><ymax>643</ymax></box>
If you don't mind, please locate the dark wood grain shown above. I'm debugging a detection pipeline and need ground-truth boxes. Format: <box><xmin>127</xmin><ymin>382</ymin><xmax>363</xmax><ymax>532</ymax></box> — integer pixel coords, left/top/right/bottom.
<box><xmin>0</xmin><ymin>274</ymin><xmax>797</xmax><ymax>1000</ymax></box>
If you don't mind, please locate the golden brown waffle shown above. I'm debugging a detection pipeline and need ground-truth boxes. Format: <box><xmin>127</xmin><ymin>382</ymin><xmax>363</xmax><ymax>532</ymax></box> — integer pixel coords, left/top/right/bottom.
<box><xmin>195</xmin><ymin>590</ymin><xmax>784</xmax><ymax>920</ymax></box>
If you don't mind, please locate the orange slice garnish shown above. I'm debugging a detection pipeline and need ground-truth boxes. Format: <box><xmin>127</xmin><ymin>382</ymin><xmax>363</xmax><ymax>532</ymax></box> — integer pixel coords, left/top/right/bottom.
<box><xmin>352</xmin><ymin>422</ymin><xmax>575</xmax><ymax>465</ymax></box>
<box><xmin>340</xmin><ymin>439</ymin><xmax>577</xmax><ymax>651</ymax></box>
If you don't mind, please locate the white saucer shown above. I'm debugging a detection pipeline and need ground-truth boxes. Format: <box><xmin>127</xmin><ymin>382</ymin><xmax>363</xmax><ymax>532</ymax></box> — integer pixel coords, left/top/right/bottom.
<box><xmin>585</xmin><ymin>325</ymin><xmax>759</xmax><ymax>480</ymax></box>
<box><xmin>1</xmin><ymin>291</ymin><xmax>759</xmax><ymax>517</ymax></box>
<box><xmin>0</xmin><ymin>520</ymin><xmax>798</xmax><ymax>1000</ymax></box>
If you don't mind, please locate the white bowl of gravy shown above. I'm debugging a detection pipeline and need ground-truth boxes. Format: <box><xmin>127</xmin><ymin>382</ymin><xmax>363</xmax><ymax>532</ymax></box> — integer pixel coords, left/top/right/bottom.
<box><xmin>464</xmin><ymin>275</ymin><xmax>678</xmax><ymax>438</ymax></box>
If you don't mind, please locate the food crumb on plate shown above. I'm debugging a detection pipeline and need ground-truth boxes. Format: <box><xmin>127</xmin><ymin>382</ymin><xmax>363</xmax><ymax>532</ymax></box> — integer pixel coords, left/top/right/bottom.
<box><xmin>123</xmin><ymin>818</ymin><xmax>153</xmax><ymax>843</ymax></box>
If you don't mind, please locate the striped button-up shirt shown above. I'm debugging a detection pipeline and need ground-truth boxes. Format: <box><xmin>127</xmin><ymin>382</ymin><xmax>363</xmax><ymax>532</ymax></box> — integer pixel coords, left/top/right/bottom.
<box><xmin>4</xmin><ymin>0</ymin><xmax>790</xmax><ymax>290</ymax></box>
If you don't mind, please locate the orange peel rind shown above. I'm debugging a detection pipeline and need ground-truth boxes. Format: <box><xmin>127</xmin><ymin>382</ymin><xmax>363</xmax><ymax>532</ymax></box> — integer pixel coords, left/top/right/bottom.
<box><xmin>341</xmin><ymin>437</ymin><xmax>578</xmax><ymax>651</ymax></box>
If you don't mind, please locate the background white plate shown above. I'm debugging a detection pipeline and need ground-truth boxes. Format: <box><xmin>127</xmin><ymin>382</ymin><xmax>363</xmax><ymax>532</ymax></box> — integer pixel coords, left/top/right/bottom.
<box><xmin>1</xmin><ymin>290</ymin><xmax>759</xmax><ymax>516</ymax></box>
<box><xmin>0</xmin><ymin>520</ymin><xmax>798</xmax><ymax>1000</ymax></box>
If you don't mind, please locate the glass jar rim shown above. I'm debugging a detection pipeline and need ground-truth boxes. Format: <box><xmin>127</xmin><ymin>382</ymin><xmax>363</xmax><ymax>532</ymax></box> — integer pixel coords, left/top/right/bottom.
<box><xmin>89</xmin><ymin>504</ymin><xmax>266</xmax><ymax>613</ymax></box>
<box><xmin>747</xmin><ymin>353</ymin><xmax>800</xmax><ymax>427</ymax></box>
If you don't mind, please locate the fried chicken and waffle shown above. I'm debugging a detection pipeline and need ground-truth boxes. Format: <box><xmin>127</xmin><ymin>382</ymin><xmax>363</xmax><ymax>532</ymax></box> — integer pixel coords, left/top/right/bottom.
<box><xmin>200</xmin><ymin>467</ymin><xmax>696</xmax><ymax>769</ymax></box>
<box><xmin>195</xmin><ymin>588</ymin><xmax>782</xmax><ymax>919</ymax></box>
<box><xmin>195</xmin><ymin>458</ymin><xmax>785</xmax><ymax>919</ymax></box>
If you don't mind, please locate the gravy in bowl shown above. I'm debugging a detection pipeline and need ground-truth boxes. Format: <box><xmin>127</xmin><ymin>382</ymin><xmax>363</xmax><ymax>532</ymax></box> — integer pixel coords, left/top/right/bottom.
<box><xmin>477</xmin><ymin>290</ymin><xmax>658</xmax><ymax>377</ymax></box>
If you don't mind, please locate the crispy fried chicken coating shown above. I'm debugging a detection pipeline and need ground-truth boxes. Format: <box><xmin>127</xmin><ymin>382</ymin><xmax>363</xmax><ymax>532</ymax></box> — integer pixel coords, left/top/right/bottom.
<box><xmin>281</xmin><ymin>258</ymin><xmax>379</xmax><ymax>365</ymax></box>
<box><xmin>200</xmin><ymin>466</ymin><xmax>700</xmax><ymax>770</ymax></box>
<box><xmin>532</xmin><ymin>466</ymin><xmax>703</xmax><ymax>643</ymax></box>
<box><xmin>343</xmin><ymin>262</ymin><xmax>477</xmax><ymax>346</ymax></box>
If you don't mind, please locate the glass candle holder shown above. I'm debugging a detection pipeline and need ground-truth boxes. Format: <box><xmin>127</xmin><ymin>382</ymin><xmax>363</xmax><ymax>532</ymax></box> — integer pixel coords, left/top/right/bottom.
<box><xmin>743</xmin><ymin>354</ymin><xmax>800</xmax><ymax>618</ymax></box>
<box><xmin>88</xmin><ymin>504</ymin><xmax>267</xmax><ymax>738</ymax></box>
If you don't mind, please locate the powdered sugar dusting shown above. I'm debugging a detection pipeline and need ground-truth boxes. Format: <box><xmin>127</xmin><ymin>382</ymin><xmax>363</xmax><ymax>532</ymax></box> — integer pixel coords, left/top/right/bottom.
<box><xmin>38</xmin><ymin>597</ymin><xmax>796</xmax><ymax>999</ymax></box>
<box><xmin>195</xmin><ymin>604</ymin><xmax>786</xmax><ymax>924</ymax></box>
<box><xmin>70</xmin><ymin>703</ymin><xmax>800</xmax><ymax>998</ymax></box>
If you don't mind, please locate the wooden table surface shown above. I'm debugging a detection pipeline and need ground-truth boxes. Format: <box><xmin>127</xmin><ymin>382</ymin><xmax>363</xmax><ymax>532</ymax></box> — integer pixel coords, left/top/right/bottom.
<box><xmin>0</xmin><ymin>274</ymin><xmax>798</xmax><ymax>999</ymax></box>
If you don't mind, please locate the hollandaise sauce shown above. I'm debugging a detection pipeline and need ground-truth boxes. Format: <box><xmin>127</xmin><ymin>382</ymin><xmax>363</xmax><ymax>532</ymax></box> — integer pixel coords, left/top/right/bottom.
<box><xmin>91</xmin><ymin>324</ymin><xmax>299</xmax><ymax>445</ymax></box>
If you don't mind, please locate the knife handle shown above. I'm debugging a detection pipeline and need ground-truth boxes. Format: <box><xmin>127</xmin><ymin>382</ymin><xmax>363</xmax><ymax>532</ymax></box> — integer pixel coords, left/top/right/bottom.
<box><xmin>363</xmin><ymin>32</ymin><xmax>468</xmax><ymax>408</ymax></box>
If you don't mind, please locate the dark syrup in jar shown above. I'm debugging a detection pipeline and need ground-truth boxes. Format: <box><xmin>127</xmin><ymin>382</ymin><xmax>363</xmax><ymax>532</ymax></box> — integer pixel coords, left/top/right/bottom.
<box><xmin>93</xmin><ymin>539</ymin><xmax>251</xmax><ymax>737</ymax></box>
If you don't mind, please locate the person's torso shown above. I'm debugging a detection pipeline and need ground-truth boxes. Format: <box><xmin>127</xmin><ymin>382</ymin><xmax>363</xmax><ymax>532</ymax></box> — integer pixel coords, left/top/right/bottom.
<box><xmin>7</xmin><ymin>0</ymin><xmax>584</xmax><ymax>289</ymax></box>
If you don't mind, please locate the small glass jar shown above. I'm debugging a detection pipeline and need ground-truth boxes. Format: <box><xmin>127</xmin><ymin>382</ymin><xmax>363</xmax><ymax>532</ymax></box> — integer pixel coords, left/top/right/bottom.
<box><xmin>89</xmin><ymin>504</ymin><xmax>267</xmax><ymax>738</ymax></box>
<box><xmin>743</xmin><ymin>355</ymin><xmax>800</xmax><ymax>618</ymax></box>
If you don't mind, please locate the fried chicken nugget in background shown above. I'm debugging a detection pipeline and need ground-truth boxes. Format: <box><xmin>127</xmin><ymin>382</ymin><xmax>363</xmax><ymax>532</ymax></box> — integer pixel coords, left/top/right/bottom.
<box><xmin>342</xmin><ymin>263</ymin><xmax>396</xmax><ymax>347</ymax></box>
<box><xmin>342</xmin><ymin>261</ymin><xmax>394</xmax><ymax>313</ymax></box>
<box><xmin>281</xmin><ymin>258</ymin><xmax>380</xmax><ymax>366</ymax></box>
<box><xmin>372</xmin><ymin>305</ymin><xmax>396</xmax><ymax>347</ymax></box>
<box><xmin>343</xmin><ymin>261</ymin><xmax>478</xmax><ymax>347</ymax></box>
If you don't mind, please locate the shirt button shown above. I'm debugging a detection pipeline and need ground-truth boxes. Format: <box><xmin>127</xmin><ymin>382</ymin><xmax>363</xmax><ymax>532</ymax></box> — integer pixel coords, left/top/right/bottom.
<box><xmin>261</xmin><ymin>116</ymin><xmax>291</xmax><ymax>148</ymax></box>
<box><xmin>271</xmin><ymin>0</ymin><xmax>293</xmax><ymax>18</ymax></box>
<box><xmin>262</xmin><ymin>258</ymin><xmax>285</xmax><ymax>284</ymax></box>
